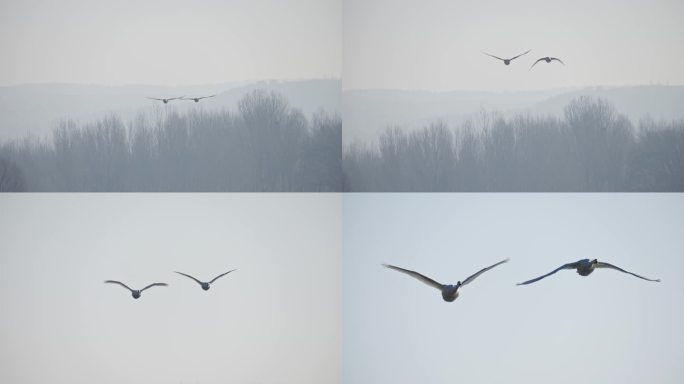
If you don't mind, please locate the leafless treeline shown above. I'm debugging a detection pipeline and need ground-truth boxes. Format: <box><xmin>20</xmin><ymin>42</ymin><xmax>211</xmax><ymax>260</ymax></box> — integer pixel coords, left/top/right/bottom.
<box><xmin>0</xmin><ymin>90</ymin><xmax>341</xmax><ymax>191</ymax></box>
<box><xmin>343</xmin><ymin>97</ymin><xmax>684</xmax><ymax>191</ymax></box>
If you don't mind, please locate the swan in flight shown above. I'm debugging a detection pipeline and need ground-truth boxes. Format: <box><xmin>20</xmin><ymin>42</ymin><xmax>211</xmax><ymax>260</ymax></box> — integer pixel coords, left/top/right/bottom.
<box><xmin>104</xmin><ymin>280</ymin><xmax>168</xmax><ymax>299</ymax></box>
<box><xmin>146</xmin><ymin>96</ymin><xmax>184</xmax><ymax>104</ymax></box>
<box><xmin>182</xmin><ymin>95</ymin><xmax>216</xmax><ymax>103</ymax></box>
<box><xmin>529</xmin><ymin>57</ymin><xmax>564</xmax><ymax>69</ymax></box>
<box><xmin>382</xmin><ymin>259</ymin><xmax>509</xmax><ymax>302</ymax></box>
<box><xmin>517</xmin><ymin>259</ymin><xmax>660</xmax><ymax>285</ymax></box>
<box><xmin>483</xmin><ymin>49</ymin><xmax>531</xmax><ymax>65</ymax></box>
<box><xmin>174</xmin><ymin>270</ymin><xmax>237</xmax><ymax>291</ymax></box>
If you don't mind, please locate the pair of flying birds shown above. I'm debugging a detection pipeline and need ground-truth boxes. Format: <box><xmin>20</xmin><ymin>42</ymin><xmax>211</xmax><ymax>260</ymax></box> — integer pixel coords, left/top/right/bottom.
<box><xmin>146</xmin><ymin>95</ymin><xmax>216</xmax><ymax>104</ymax></box>
<box><xmin>384</xmin><ymin>258</ymin><xmax>659</xmax><ymax>302</ymax></box>
<box><xmin>484</xmin><ymin>49</ymin><xmax>564</xmax><ymax>69</ymax></box>
<box><xmin>104</xmin><ymin>270</ymin><xmax>236</xmax><ymax>299</ymax></box>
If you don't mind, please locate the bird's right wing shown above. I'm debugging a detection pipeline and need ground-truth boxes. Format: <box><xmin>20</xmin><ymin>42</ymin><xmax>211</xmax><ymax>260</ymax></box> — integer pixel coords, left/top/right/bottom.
<box><xmin>461</xmin><ymin>258</ymin><xmax>509</xmax><ymax>286</ymax></box>
<box><xmin>382</xmin><ymin>264</ymin><xmax>443</xmax><ymax>290</ymax></box>
<box><xmin>167</xmin><ymin>96</ymin><xmax>185</xmax><ymax>101</ymax></box>
<box><xmin>141</xmin><ymin>283</ymin><xmax>168</xmax><ymax>292</ymax></box>
<box><xmin>175</xmin><ymin>271</ymin><xmax>204</xmax><ymax>285</ymax></box>
<box><xmin>209</xmin><ymin>269</ymin><xmax>237</xmax><ymax>284</ymax></box>
<box><xmin>510</xmin><ymin>49</ymin><xmax>531</xmax><ymax>60</ymax></box>
<box><xmin>198</xmin><ymin>94</ymin><xmax>216</xmax><ymax>100</ymax></box>
<box><xmin>146</xmin><ymin>97</ymin><xmax>162</xmax><ymax>101</ymax></box>
<box><xmin>104</xmin><ymin>280</ymin><xmax>133</xmax><ymax>292</ymax></box>
<box><xmin>483</xmin><ymin>52</ymin><xmax>505</xmax><ymax>61</ymax></box>
<box><xmin>529</xmin><ymin>58</ymin><xmax>544</xmax><ymax>70</ymax></box>
<box><xmin>595</xmin><ymin>262</ymin><xmax>660</xmax><ymax>282</ymax></box>
<box><xmin>516</xmin><ymin>262</ymin><xmax>579</xmax><ymax>285</ymax></box>
<box><xmin>550</xmin><ymin>57</ymin><xmax>565</xmax><ymax>65</ymax></box>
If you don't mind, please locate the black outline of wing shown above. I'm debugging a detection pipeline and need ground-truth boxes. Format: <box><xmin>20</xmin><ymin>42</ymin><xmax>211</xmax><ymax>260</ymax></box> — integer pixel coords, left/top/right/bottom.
<box><xmin>382</xmin><ymin>264</ymin><xmax>443</xmax><ymax>290</ymax></box>
<box><xmin>104</xmin><ymin>280</ymin><xmax>133</xmax><ymax>292</ymax></box>
<box><xmin>175</xmin><ymin>271</ymin><xmax>204</xmax><ymax>285</ymax></box>
<box><xmin>209</xmin><ymin>269</ymin><xmax>237</xmax><ymax>284</ymax></box>
<box><xmin>549</xmin><ymin>57</ymin><xmax>565</xmax><ymax>65</ymax></box>
<box><xmin>483</xmin><ymin>52</ymin><xmax>506</xmax><ymax>61</ymax></box>
<box><xmin>461</xmin><ymin>258</ymin><xmax>509</xmax><ymax>286</ymax></box>
<box><xmin>140</xmin><ymin>283</ymin><xmax>168</xmax><ymax>292</ymax></box>
<box><xmin>595</xmin><ymin>262</ymin><xmax>660</xmax><ymax>282</ymax></box>
<box><xmin>529</xmin><ymin>58</ymin><xmax>546</xmax><ymax>70</ymax></box>
<box><xmin>516</xmin><ymin>262</ymin><xmax>579</xmax><ymax>285</ymax></box>
<box><xmin>509</xmin><ymin>49</ymin><xmax>531</xmax><ymax>61</ymax></box>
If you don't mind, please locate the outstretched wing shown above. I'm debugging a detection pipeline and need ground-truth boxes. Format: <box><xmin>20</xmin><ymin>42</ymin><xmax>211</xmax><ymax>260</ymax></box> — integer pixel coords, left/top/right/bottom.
<box><xmin>198</xmin><ymin>94</ymin><xmax>216</xmax><ymax>100</ymax></box>
<box><xmin>529</xmin><ymin>58</ymin><xmax>545</xmax><ymax>70</ymax></box>
<box><xmin>209</xmin><ymin>269</ymin><xmax>237</xmax><ymax>284</ymax></box>
<box><xmin>140</xmin><ymin>283</ymin><xmax>168</xmax><ymax>292</ymax></box>
<box><xmin>146</xmin><ymin>97</ymin><xmax>162</xmax><ymax>101</ymax></box>
<box><xmin>104</xmin><ymin>280</ymin><xmax>133</xmax><ymax>292</ymax></box>
<box><xmin>166</xmin><ymin>96</ymin><xmax>185</xmax><ymax>101</ymax></box>
<box><xmin>516</xmin><ymin>262</ymin><xmax>579</xmax><ymax>285</ymax></box>
<box><xmin>510</xmin><ymin>49</ymin><xmax>531</xmax><ymax>61</ymax></box>
<box><xmin>595</xmin><ymin>262</ymin><xmax>660</xmax><ymax>282</ymax></box>
<box><xmin>382</xmin><ymin>264</ymin><xmax>443</xmax><ymax>290</ymax></box>
<box><xmin>175</xmin><ymin>271</ymin><xmax>204</xmax><ymax>285</ymax></box>
<box><xmin>483</xmin><ymin>52</ymin><xmax>505</xmax><ymax>61</ymax></box>
<box><xmin>549</xmin><ymin>57</ymin><xmax>565</xmax><ymax>65</ymax></box>
<box><xmin>461</xmin><ymin>258</ymin><xmax>510</xmax><ymax>286</ymax></box>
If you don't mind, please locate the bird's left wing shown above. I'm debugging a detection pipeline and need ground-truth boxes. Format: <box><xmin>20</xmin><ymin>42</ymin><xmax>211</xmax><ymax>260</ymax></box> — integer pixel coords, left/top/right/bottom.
<box><xmin>550</xmin><ymin>57</ymin><xmax>565</xmax><ymax>65</ymax></box>
<box><xmin>198</xmin><ymin>94</ymin><xmax>216</xmax><ymax>100</ymax></box>
<box><xmin>382</xmin><ymin>264</ymin><xmax>443</xmax><ymax>290</ymax></box>
<box><xmin>595</xmin><ymin>262</ymin><xmax>660</xmax><ymax>282</ymax></box>
<box><xmin>461</xmin><ymin>258</ymin><xmax>510</xmax><ymax>286</ymax></box>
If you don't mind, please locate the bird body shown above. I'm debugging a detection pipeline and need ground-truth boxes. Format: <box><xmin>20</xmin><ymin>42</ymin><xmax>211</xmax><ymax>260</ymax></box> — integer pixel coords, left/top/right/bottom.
<box><xmin>529</xmin><ymin>57</ymin><xmax>564</xmax><ymax>69</ymax></box>
<box><xmin>182</xmin><ymin>95</ymin><xmax>216</xmax><ymax>103</ymax></box>
<box><xmin>517</xmin><ymin>258</ymin><xmax>660</xmax><ymax>285</ymax></box>
<box><xmin>104</xmin><ymin>280</ymin><xmax>168</xmax><ymax>299</ymax></box>
<box><xmin>146</xmin><ymin>96</ymin><xmax>184</xmax><ymax>104</ymax></box>
<box><xmin>174</xmin><ymin>270</ymin><xmax>236</xmax><ymax>291</ymax></box>
<box><xmin>484</xmin><ymin>50</ymin><xmax>531</xmax><ymax>65</ymax></box>
<box><xmin>383</xmin><ymin>259</ymin><xmax>509</xmax><ymax>302</ymax></box>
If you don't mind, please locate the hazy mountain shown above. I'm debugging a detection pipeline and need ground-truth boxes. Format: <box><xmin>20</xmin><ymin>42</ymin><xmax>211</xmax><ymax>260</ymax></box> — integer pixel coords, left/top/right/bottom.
<box><xmin>343</xmin><ymin>85</ymin><xmax>684</xmax><ymax>144</ymax></box>
<box><xmin>0</xmin><ymin>79</ymin><xmax>341</xmax><ymax>141</ymax></box>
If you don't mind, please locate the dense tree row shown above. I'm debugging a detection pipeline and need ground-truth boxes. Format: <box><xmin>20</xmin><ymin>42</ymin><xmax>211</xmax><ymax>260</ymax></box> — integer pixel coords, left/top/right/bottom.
<box><xmin>343</xmin><ymin>97</ymin><xmax>684</xmax><ymax>191</ymax></box>
<box><xmin>0</xmin><ymin>90</ymin><xmax>342</xmax><ymax>191</ymax></box>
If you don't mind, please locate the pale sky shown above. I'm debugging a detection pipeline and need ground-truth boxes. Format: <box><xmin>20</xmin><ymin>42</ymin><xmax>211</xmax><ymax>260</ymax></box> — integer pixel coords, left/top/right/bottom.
<box><xmin>0</xmin><ymin>0</ymin><xmax>341</xmax><ymax>86</ymax></box>
<box><xmin>0</xmin><ymin>194</ymin><xmax>341</xmax><ymax>384</ymax></box>
<box><xmin>344</xmin><ymin>0</ymin><xmax>684</xmax><ymax>91</ymax></box>
<box><xmin>343</xmin><ymin>194</ymin><xmax>684</xmax><ymax>384</ymax></box>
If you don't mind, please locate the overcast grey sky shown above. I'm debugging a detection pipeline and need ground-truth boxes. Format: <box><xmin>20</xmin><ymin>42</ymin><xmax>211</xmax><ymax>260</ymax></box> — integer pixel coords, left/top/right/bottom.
<box><xmin>343</xmin><ymin>194</ymin><xmax>684</xmax><ymax>384</ymax></box>
<box><xmin>0</xmin><ymin>0</ymin><xmax>341</xmax><ymax>86</ymax></box>
<box><xmin>0</xmin><ymin>194</ymin><xmax>341</xmax><ymax>384</ymax></box>
<box><xmin>344</xmin><ymin>0</ymin><xmax>684</xmax><ymax>91</ymax></box>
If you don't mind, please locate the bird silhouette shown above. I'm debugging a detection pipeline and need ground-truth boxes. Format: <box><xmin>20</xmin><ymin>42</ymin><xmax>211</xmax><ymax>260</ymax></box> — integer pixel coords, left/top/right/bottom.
<box><xmin>529</xmin><ymin>57</ymin><xmax>564</xmax><ymax>70</ymax></box>
<box><xmin>483</xmin><ymin>49</ymin><xmax>531</xmax><ymax>65</ymax></box>
<box><xmin>104</xmin><ymin>280</ymin><xmax>168</xmax><ymax>299</ymax></box>
<box><xmin>382</xmin><ymin>259</ymin><xmax>509</xmax><ymax>302</ymax></box>
<box><xmin>517</xmin><ymin>259</ymin><xmax>660</xmax><ymax>285</ymax></box>
<box><xmin>146</xmin><ymin>96</ymin><xmax>184</xmax><ymax>104</ymax></box>
<box><xmin>182</xmin><ymin>95</ymin><xmax>216</xmax><ymax>103</ymax></box>
<box><xmin>174</xmin><ymin>270</ymin><xmax>237</xmax><ymax>291</ymax></box>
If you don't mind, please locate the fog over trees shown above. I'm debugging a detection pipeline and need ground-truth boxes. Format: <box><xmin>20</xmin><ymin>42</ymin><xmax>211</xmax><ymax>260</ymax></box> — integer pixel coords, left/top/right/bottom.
<box><xmin>0</xmin><ymin>90</ymin><xmax>341</xmax><ymax>192</ymax></box>
<box><xmin>343</xmin><ymin>97</ymin><xmax>684</xmax><ymax>191</ymax></box>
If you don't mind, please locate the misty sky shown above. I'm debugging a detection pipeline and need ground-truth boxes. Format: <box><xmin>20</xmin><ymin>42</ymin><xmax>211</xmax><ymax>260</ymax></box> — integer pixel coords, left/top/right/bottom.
<box><xmin>0</xmin><ymin>194</ymin><xmax>341</xmax><ymax>384</ymax></box>
<box><xmin>343</xmin><ymin>194</ymin><xmax>684</xmax><ymax>384</ymax></box>
<box><xmin>344</xmin><ymin>0</ymin><xmax>684</xmax><ymax>91</ymax></box>
<box><xmin>0</xmin><ymin>0</ymin><xmax>341</xmax><ymax>86</ymax></box>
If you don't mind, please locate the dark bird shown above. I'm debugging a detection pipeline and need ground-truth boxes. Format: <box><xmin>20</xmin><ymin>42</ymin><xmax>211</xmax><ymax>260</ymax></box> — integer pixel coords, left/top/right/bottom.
<box><xmin>382</xmin><ymin>259</ymin><xmax>509</xmax><ymax>302</ymax></box>
<box><xmin>483</xmin><ymin>49</ymin><xmax>531</xmax><ymax>65</ymax></box>
<box><xmin>517</xmin><ymin>259</ymin><xmax>660</xmax><ymax>285</ymax></box>
<box><xmin>182</xmin><ymin>95</ymin><xmax>216</xmax><ymax>103</ymax></box>
<box><xmin>529</xmin><ymin>56</ymin><xmax>564</xmax><ymax>69</ymax></box>
<box><xmin>174</xmin><ymin>270</ymin><xmax>237</xmax><ymax>291</ymax></box>
<box><xmin>104</xmin><ymin>280</ymin><xmax>168</xmax><ymax>299</ymax></box>
<box><xmin>146</xmin><ymin>96</ymin><xmax>184</xmax><ymax>104</ymax></box>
